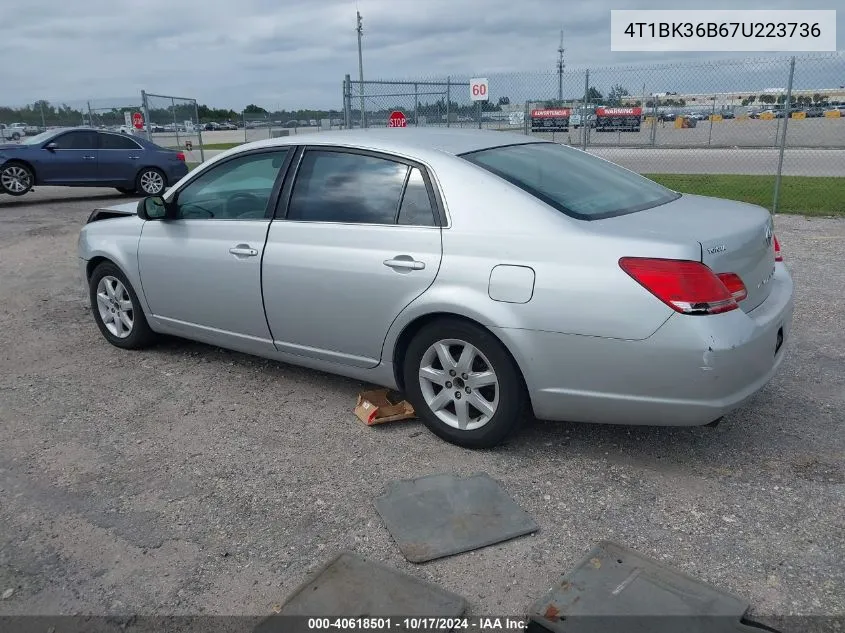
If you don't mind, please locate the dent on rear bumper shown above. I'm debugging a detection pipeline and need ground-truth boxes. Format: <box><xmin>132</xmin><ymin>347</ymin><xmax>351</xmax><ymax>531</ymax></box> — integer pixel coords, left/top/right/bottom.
<box><xmin>496</xmin><ymin>265</ymin><xmax>794</xmax><ymax>426</ymax></box>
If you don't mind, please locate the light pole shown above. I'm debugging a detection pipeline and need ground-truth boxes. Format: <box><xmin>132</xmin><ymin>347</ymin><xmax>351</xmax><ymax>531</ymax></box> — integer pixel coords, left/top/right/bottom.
<box><xmin>556</xmin><ymin>29</ymin><xmax>565</xmax><ymax>102</ymax></box>
<box><xmin>357</xmin><ymin>11</ymin><xmax>365</xmax><ymax>128</ymax></box>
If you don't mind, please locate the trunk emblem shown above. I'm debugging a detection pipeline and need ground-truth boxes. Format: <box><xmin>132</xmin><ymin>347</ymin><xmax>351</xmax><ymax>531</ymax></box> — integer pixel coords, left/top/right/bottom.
<box><xmin>764</xmin><ymin>224</ymin><xmax>773</xmax><ymax>247</ymax></box>
<box><xmin>757</xmin><ymin>267</ymin><xmax>776</xmax><ymax>289</ymax></box>
<box><xmin>707</xmin><ymin>245</ymin><xmax>727</xmax><ymax>254</ymax></box>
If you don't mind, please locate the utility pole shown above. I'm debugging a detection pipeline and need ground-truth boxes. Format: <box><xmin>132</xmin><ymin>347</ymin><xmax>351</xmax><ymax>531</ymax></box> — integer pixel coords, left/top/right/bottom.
<box><xmin>556</xmin><ymin>29</ymin><xmax>565</xmax><ymax>103</ymax></box>
<box><xmin>356</xmin><ymin>11</ymin><xmax>365</xmax><ymax>128</ymax></box>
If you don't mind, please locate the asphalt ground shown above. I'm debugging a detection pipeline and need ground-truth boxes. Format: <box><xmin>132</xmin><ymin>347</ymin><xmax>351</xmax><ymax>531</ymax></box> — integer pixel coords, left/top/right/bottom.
<box><xmin>0</xmin><ymin>188</ymin><xmax>842</xmax><ymax>629</ymax></box>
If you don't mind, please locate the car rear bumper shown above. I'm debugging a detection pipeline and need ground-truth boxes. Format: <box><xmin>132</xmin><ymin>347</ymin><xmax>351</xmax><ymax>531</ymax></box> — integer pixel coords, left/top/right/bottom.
<box><xmin>496</xmin><ymin>263</ymin><xmax>793</xmax><ymax>426</ymax></box>
<box><xmin>167</xmin><ymin>162</ymin><xmax>189</xmax><ymax>183</ymax></box>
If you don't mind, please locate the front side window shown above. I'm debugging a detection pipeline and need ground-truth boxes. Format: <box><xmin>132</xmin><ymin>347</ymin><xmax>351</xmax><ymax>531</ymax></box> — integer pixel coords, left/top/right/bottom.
<box><xmin>287</xmin><ymin>151</ymin><xmax>409</xmax><ymax>224</ymax></box>
<box><xmin>51</xmin><ymin>131</ymin><xmax>99</xmax><ymax>150</ymax></box>
<box><xmin>461</xmin><ymin>142</ymin><xmax>680</xmax><ymax>220</ymax></box>
<box><xmin>174</xmin><ymin>150</ymin><xmax>288</xmax><ymax>220</ymax></box>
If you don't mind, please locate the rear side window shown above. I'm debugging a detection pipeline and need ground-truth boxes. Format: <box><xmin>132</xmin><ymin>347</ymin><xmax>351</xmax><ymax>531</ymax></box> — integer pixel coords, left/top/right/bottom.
<box><xmin>397</xmin><ymin>168</ymin><xmax>436</xmax><ymax>227</ymax></box>
<box><xmin>287</xmin><ymin>151</ymin><xmax>408</xmax><ymax>224</ymax></box>
<box><xmin>461</xmin><ymin>142</ymin><xmax>679</xmax><ymax>220</ymax></box>
<box><xmin>100</xmin><ymin>133</ymin><xmax>141</xmax><ymax>150</ymax></box>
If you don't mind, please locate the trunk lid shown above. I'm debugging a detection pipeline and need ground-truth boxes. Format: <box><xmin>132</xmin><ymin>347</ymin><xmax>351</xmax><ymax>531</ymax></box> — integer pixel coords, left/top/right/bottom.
<box><xmin>594</xmin><ymin>193</ymin><xmax>776</xmax><ymax>312</ymax></box>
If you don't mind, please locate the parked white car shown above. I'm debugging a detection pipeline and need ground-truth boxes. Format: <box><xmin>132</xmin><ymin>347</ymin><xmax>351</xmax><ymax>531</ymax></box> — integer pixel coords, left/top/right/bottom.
<box><xmin>0</xmin><ymin>124</ymin><xmax>24</xmax><ymax>141</ymax></box>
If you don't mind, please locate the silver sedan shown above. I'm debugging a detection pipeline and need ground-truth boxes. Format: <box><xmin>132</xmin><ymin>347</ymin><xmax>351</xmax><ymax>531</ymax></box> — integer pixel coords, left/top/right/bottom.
<box><xmin>78</xmin><ymin>129</ymin><xmax>793</xmax><ymax>448</ymax></box>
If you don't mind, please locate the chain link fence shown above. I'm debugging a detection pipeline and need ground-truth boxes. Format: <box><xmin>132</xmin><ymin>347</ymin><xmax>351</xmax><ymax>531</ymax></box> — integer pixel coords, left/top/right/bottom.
<box><xmin>241</xmin><ymin>110</ymin><xmax>346</xmax><ymax>143</ymax></box>
<box><xmin>141</xmin><ymin>91</ymin><xmax>206</xmax><ymax>162</ymax></box>
<box><xmin>343</xmin><ymin>53</ymin><xmax>845</xmax><ymax>213</ymax></box>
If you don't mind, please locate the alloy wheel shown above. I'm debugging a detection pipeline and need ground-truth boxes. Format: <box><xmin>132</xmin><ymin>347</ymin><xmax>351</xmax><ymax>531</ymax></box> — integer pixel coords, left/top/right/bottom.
<box><xmin>1</xmin><ymin>165</ymin><xmax>32</xmax><ymax>194</ymax></box>
<box><xmin>96</xmin><ymin>276</ymin><xmax>134</xmax><ymax>339</ymax></box>
<box><xmin>139</xmin><ymin>170</ymin><xmax>164</xmax><ymax>194</ymax></box>
<box><xmin>418</xmin><ymin>338</ymin><xmax>499</xmax><ymax>431</ymax></box>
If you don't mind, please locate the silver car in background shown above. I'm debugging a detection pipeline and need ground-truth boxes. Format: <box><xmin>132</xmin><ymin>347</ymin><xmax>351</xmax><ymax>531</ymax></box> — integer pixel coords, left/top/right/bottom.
<box><xmin>78</xmin><ymin>129</ymin><xmax>793</xmax><ymax>448</ymax></box>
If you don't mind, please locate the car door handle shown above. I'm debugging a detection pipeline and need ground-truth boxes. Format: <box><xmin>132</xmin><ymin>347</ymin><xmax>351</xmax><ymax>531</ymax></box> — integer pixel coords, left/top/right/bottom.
<box><xmin>81</xmin><ymin>155</ymin><xmax>96</xmax><ymax>160</ymax></box>
<box><xmin>384</xmin><ymin>257</ymin><xmax>425</xmax><ymax>270</ymax></box>
<box><xmin>229</xmin><ymin>246</ymin><xmax>259</xmax><ymax>257</ymax></box>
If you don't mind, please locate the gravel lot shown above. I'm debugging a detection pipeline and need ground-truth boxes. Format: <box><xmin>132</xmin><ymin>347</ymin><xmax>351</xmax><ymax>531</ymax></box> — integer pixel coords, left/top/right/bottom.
<box><xmin>0</xmin><ymin>188</ymin><xmax>842</xmax><ymax>628</ymax></box>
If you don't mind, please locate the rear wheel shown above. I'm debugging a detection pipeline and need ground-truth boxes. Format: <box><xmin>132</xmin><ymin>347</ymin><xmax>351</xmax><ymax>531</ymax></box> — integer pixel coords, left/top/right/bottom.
<box><xmin>0</xmin><ymin>162</ymin><xmax>34</xmax><ymax>196</ymax></box>
<box><xmin>89</xmin><ymin>262</ymin><xmax>157</xmax><ymax>349</ymax></box>
<box><xmin>135</xmin><ymin>168</ymin><xmax>166</xmax><ymax>196</ymax></box>
<box><xmin>403</xmin><ymin>319</ymin><xmax>526</xmax><ymax>448</ymax></box>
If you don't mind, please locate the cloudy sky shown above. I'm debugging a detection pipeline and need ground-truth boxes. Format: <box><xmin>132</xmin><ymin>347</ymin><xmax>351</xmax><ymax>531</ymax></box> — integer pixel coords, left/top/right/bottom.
<box><xmin>1</xmin><ymin>0</ymin><xmax>842</xmax><ymax>111</ymax></box>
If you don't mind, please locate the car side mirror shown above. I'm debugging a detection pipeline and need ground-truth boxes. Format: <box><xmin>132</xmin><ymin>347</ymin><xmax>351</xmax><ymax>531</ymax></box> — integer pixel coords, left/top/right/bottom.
<box><xmin>137</xmin><ymin>195</ymin><xmax>169</xmax><ymax>221</ymax></box>
<box><xmin>44</xmin><ymin>142</ymin><xmax>58</xmax><ymax>151</ymax></box>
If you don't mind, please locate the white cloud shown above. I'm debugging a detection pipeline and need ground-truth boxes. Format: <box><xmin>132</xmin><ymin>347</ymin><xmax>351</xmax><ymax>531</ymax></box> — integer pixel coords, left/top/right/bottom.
<box><xmin>0</xmin><ymin>0</ymin><xmax>841</xmax><ymax>110</ymax></box>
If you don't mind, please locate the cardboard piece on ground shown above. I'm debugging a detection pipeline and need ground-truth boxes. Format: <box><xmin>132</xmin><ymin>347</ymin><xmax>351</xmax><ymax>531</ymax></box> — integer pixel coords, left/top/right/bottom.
<box><xmin>374</xmin><ymin>472</ymin><xmax>539</xmax><ymax>563</ymax></box>
<box><xmin>527</xmin><ymin>540</ymin><xmax>763</xmax><ymax>633</ymax></box>
<box><xmin>354</xmin><ymin>388</ymin><xmax>415</xmax><ymax>425</ymax></box>
<box><xmin>253</xmin><ymin>551</ymin><xmax>466</xmax><ymax>633</ymax></box>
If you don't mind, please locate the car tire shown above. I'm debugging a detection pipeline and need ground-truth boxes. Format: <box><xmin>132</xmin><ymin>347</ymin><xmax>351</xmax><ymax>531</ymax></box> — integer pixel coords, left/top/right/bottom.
<box><xmin>116</xmin><ymin>187</ymin><xmax>137</xmax><ymax>195</ymax></box>
<box><xmin>135</xmin><ymin>167</ymin><xmax>166</xmax><ymax>196</ymax></box>
<box><xmin>403</xmin><ymin>318</ymin><xmax>526</xmax><ymax>449</ymax></box>
<box><xmin>0</xmin><ymin>161</ymin><xmax>34</xmax><ymax>196</ymax></box>
<box><xmin>89</xmin><ymin>261</ymin><xmax>157</xmax><ymax>350</ymax></box>
<box><xmin>11</xmin><ymin>132</ymin><xmax>20</xmax><ymax>141</ymax></box>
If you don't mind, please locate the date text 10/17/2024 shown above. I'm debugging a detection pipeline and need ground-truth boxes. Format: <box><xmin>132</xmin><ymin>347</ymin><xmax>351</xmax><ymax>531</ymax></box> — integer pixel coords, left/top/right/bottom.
<box><xmin>306</xmin><ymin>617</ymin><xmax>528</xmax><ymax>630</ymax></box>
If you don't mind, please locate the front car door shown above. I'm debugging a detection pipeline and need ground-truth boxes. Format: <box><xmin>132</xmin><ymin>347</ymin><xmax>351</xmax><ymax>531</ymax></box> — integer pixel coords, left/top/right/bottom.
<box><xmin>262</xmin><ymin>147</ymin><xmax>444</xmax><ymax>368</ymax></box>
<box><xmin>97</xmin><ymin>132</ymin><xmax>144</xmax><ymax>184</ymax></box>
<box><xmin>37</xmin><ymin>130</ymin><xmax>99</xmax><ymax>184</ymax></box>
<box><xmin>137</xmin><ymin>148</ymin><xmax>292</xmax><ymax>355</ymax></box>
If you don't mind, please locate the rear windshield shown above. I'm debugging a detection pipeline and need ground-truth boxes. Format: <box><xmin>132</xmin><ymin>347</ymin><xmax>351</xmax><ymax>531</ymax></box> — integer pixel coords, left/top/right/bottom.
<box><xmin>461</xmin><ymin>142</ymin><xmax>680</xmax><ymax>220</ymax></box>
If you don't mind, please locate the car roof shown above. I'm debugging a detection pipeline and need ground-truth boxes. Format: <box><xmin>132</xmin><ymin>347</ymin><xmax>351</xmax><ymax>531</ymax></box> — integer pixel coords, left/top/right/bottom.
<box><xmin>239</xmin><ymin>127</ymin><xmax>544</xmax><ymax>157</ymax></box>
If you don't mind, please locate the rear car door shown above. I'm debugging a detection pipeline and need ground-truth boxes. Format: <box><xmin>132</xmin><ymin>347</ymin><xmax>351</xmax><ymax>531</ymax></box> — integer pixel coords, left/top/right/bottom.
<box><xmin>137</xmin><ymin>148</ymin><xmax>292</xmax><ymax>354</ymax></box>
<box><xmin>262</xmin><ymin>147</ymin><xmax>443</xmax><ymax>368</ymax></box>
<box><xmin>38</xmin><ymin>130</ymin><xmax>99</xmax><ymax>184</ymax></box>
<box><xmin>97</xmin><ymin>132</ymin><xmax>144</xmax><ymax>184</ymax></box>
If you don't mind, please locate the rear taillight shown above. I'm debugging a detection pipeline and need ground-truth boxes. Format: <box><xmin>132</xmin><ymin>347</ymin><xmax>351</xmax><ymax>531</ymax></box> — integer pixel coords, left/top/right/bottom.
<box><xmin>176</xmin><ymin>152</ymin><xmax>186</xmax><ymax>161</ymax></box>
<box><xmin>773</xmin><ymin>235</ymin><xmax>783</xmax><ymax>262</ymax></box>
<box><xmin>716</xmin><ymin>272</ymin><xmax>748</xmax><ymax>303</ymax></box>
<box><xmin>619</xmin><ymin>257</ymin><xmax>739</xmax><ymax>315</ymax></box>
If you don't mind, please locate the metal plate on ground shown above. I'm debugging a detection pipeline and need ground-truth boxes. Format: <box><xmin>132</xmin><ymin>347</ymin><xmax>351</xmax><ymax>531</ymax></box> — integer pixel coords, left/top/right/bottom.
<box><xmin>374</xmin><ymin>472</ymin><xmax>539</xmax><ymax>563</ymax></box>
<box><xmin>254</xmin><ymin>551</ymin><xmax>466</xmax><ymax>633</ymax></box>
<box><xmin>527</xmin><ymin>541</ymin><xmax>754</xmax><ymax>633</ymax></box>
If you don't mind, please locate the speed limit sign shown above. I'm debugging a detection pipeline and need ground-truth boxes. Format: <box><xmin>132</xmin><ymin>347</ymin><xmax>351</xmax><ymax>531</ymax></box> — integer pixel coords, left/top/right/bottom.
<box><xmin>470</xmin><ymin>77</ymin><xmax>489</xmax><ymax>101</ymax></box>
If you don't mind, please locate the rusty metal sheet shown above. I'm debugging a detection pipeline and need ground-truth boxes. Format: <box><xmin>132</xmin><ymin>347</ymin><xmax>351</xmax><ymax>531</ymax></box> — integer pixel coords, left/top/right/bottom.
<box><xmin>254</xmin><ymin>551</ymin><xmax>466</xmax><ymax>633</ymax></box>
<box><xmin>374</xmin><ymin>472</ymin><xmax>539</xmax><ymax>563</ymax></box>
<box><xmin>526</xmin><ymin>541</ymin><xmax>766</xmax><ymax>633</ymax></box>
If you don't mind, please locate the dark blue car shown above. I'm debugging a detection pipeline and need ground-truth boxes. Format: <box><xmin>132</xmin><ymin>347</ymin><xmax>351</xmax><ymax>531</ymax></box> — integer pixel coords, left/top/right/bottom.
<box><xmin>0</xmin><ymin>127</ymin><xmax>189</xmax><ymax>197</ymax></box>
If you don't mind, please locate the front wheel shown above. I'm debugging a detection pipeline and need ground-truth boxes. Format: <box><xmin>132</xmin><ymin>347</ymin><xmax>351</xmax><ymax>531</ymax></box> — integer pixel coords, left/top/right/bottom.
<box><xmin>89</xmin><ymin>262</ymin><xmax>157</xmax><ymax>349</ymax></box>
<box><xmin>135</xmin><ymin>168</ymin><xmax>166</xmax><ymax>196</ymax></box>
<box><xmin>403</xmin><ymin>319</ymin><xmax>526</xmax><ymax>448</ymax></box>
<box><xmin>0</xmin><ymin>162</ymin><xmax>34</xmax><ymax>196</ymax></box>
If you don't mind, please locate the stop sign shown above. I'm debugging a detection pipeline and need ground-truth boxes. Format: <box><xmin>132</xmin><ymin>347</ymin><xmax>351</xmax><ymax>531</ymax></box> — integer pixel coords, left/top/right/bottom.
<box><xmin>388</xmin><ymin>111</ymin><xmax>406</xmax><ymax>128</ymax></box>
<box><xmin>132</xmin><ymin>112</ymin><xmax>144</xmax><ymax>129</ymax></box>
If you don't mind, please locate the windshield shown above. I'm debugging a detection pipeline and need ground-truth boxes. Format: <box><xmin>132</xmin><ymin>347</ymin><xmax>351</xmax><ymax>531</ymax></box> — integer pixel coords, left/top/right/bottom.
<box><xmin>461</xmin><ymin>142</ymin><xmax>680</xmax><ymax>220</ymax></box>
<box><xmin>20</xmin><ymin>130</ymin><xmax>60</xmax><ymax>145</ymax></box>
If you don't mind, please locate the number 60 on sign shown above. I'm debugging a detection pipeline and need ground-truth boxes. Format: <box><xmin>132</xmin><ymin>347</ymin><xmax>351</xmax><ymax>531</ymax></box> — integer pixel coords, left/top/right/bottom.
<box><xmin>470</xmin><ymin>78</ymin><xmax>488</xmax><ymax>101</ymax></box>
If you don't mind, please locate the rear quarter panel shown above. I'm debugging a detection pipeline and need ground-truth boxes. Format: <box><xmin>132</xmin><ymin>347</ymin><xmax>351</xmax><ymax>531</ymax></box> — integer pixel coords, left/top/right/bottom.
<box><xmin>388</xmin><ymin>155</ymin><xmax>682</xmax><ymax>343</ymax></box>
